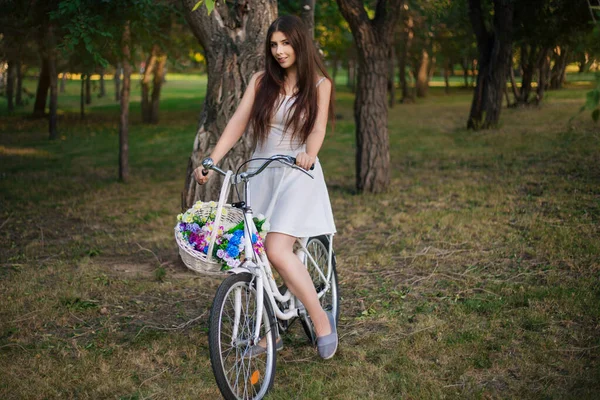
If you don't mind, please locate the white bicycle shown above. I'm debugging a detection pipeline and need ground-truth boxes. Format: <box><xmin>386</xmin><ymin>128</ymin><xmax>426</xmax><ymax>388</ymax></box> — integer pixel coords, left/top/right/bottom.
<box><xmin>202</xmin><ymin>155</ymin><xmax>339</xmax><ymax>400</ymax></box>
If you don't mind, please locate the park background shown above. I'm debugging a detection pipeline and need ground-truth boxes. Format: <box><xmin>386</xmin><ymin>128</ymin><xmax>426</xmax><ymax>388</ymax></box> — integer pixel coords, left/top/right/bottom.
<box><xmin>1</xmin><ymin>0</ymin><xmax>599</xmax><ymax>399</ymax></box>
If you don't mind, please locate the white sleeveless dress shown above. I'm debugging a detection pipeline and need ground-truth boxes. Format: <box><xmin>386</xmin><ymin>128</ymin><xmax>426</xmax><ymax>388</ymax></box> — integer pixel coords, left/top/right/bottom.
<box><xmin>247</xmin><ymin>78</ymin><xmax>336</xmax><ymax>238</ymax></box>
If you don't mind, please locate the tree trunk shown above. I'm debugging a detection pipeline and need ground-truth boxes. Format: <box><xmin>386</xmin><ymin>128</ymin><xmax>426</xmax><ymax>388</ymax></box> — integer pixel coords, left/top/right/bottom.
<box><xmin>336</xmin><ymin>0</ymin><xmax>404</xmax><ymax>193</ymax></box>
<box><xmin>80</xmin><ymin>75</ymin><xmax>85</xmax><ymax>119</ymax></box>
<box><xmin>399</xmin><ymin>14</ymin><xmax>413</xmax><ymax>103</ymax></box>
<box><xmin>550</xmin><ymin>46</ymin><xmax>568</xmax><ymax>90</ymax></box>
<box><xmin>119</xmin><ymin>23</ymin><xmax>132</xmax><ymax>183</ymax></box>
<box><xmin>48</xmin><ymin>25</ymin><xmax>58</xmax><ymax>140</ymax></box>
<box><xmin>535</xmin><ymin>48</ymin><xmax>551</xmax><ymax>104</ymax></box>
<box><xmin>347</xmin><ymin>58</ymin><xmax>356</xmax><ymax>92</ymax></box>
<box><xmin>33</xmin><ymin>57</ymin><xmax>50</xmax><ymax>117</ymax></box>
<box><xmin>99</xmin><ymin>68</ymin><xmax>106</xmax><ymax>97</ymax></box>
<box><xmin>509</xmin><ymin>66</ymin><xmax>520</xmax><ymax>104</ymax></box>
<box><xmin>461</xmin><ymin>57</ymin><xmax>470</xmax><ymax>87</ymax></box>
<box><xmin>467</xmin><ymin>0</ymin><xmax>514</xmax><ymax>130</ymax></box>
<box><xmin>85</xmin><ymin>74</ymin><xmax>92</xmax><ymax>104</ymax></box>
<box><xmin>332</xmin><ymin>56</ymin><xmax>339</xmax><ymax>85</ymax></box>
<box><xmin>388</xmin><ymin>46</ymin><xmax>396</xmax><ymax>108</ymax></box>
<box><xmin>182</xmin><ymin>0</ymin><xmax>278</xmax><ymax>207</ymax></box>
<box><xmin>60</xmin><ymin>72</ymin><xmax>67</xmax><ymax>93</ymax></box>
<box><xmin>519</xmin><ymin>45</ymin><xmax>536</xmax><ymax>105</ymax></box>
<box><xmin>300</xmin><ymin>0</ymin><xmax>315</xmax><ymax>39</ymax></box>
<box><xmin>415</xmin><ymin>48</ymin><xmax>430</xmax><ymax>98</ymax></box>
<box><xmin>444</xmin><ymin>61</ymin><xmax>450</xmax><ymax>94</ymax></box>
<box><xmin>6</xmin><ymin>60</ymin><xmax>15</xmax><ymax>112</ymax></box>
<box><xmin>150</xmin><ymin>52</ymin><xmax>167</xmax><ymax>124</ymax></box>
<box><xmin>114</xmin><ymin>64</ymin><xmax>121</xmax><ymax>102</ymax></box>
<box><xmin>16</xmin><ymin>59</ymin><xmax>23</xmax><ymax>106</ymax></box>
<box><xmin>141</xmin><ymin>45</ymin><xmax>158</xmax><ymax>123</ymax></box>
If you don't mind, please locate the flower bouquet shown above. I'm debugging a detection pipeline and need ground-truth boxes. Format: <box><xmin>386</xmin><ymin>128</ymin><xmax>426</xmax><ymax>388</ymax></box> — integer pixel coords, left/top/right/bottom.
<box><xmin>175</xmin><ymin>200</ymin><xmax>270</xmax><ymax>273</ymax></box>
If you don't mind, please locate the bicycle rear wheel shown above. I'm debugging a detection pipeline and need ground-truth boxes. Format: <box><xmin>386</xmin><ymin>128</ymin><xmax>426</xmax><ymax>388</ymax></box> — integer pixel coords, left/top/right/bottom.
<box><xmin>209</xmin><ymin>273</ymin><xmax>277</xmax><ymax>400</ymax></box>
<box><xmin>299</xmin><ymin>235</ymin><xmax>339</xmax><ymax>344</ymax></box>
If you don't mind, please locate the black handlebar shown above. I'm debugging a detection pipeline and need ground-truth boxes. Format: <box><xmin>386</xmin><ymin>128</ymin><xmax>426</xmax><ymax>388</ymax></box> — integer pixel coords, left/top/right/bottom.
<box><xmin>201</xmin><ymin>155</ymin><xmax>314</xmax><ymax>177</ymax></box>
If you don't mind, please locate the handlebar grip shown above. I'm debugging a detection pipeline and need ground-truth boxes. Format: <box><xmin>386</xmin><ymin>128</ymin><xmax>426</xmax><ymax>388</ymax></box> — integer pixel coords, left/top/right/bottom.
<box><xmin>290</xmin><ymin>157</ymin><xmax>315</xmax><ymax>171</ymax></box>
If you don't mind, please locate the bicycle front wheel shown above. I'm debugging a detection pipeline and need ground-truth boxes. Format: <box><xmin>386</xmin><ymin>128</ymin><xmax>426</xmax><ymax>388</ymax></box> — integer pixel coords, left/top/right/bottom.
<box><xmin>300</xmin><ymin>235</ymin><xmax>339</xmax><ymax>344</ymax></box>
<box><xmin>208</xmin><ymin>273</ymin><xmax>277</xmax><ymax>400</ymax></box>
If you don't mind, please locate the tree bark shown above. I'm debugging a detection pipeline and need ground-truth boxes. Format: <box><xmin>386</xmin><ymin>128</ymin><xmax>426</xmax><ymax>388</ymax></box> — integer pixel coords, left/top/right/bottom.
<box><xmin>550</xmin><ymin>46</ymin><xmax>568</xmax><ymax>90</ymax></box>
<box><xmin>48</xmin><ymin>25</ymin><xmax>58</xmax><ymax>140</ymax></box>
<box><xmin>509</xmin><ymin>66</ymin><xmax>520</xmax><ymax>104</ymax></box>
<box><xmin>467</xmin><ymin>0</ymin><xmax>514</xmax><ymax>130</ymax></box>
<box><xmin>15</xmin><ymin>59</ymin><xmax>23</xmax><ymax>106</ymax></box>
<box><xmin>6</xmin><ymin>60</ymin><xmax>15</xmax><ymax>112</ymax></box>
<box><xmin>332</xmin><ymin>56</ymin><xmax>339</xmax><ymax>84</ymax></box>
<box><xmin>60</xmin><ymin>72</ymin><xmax>67</xmax><ymax>93</ymax></box>
<box><xmin>461</xmin><ymin>57</ymin><xmax>470</xmax><ymax>87</ymax></box>
<box><xmin>301</xmin><ymin>0</ymin><xmax>315</xmax><ymax>39</ymax></box>
<box><xmin>415</xmin><ymin>48</ymin><xmax>430</xmax><ymax>98</ymax></box>
<box><xmin>182</xmin><ymin>0</ymin><xmax>278</xmax><ymax>207</ymax></box>
<box><xmin>114</xmin><ymin>64</ymin><xmax>121</xmax><ymax>102</ymax></box>
<box><xmin>519</xmin><ymin>45</ymin><xmax>537</xmax><ymax>105</ymax></box>
<box><xmin>99</xmin><ymin>68</ymin><xmax>106</xmax><ymax>97</ymax></box>
<box><xmin>388</xmin><ymin>46</ymin><xmax>396</xmax><ymax>107</ymax></box>
<box><xmin>85</xmin><ymin>73</ymin><xmax>92</xmax><ymax>104</ymax></box>
<box><xmin>150</xmin><ymin>52</ymin><xmax>167</xmax><ymax>124</ymax></box>
<box><xmin>336</xmin><ymin>0</ymin><xmax>404</xmax><ymax>193</ymax></box>
<box><xmin>444</xmin><ymin>61</ymin><xmax>450</xmax><ymax>94</ymax></box>
<box><xmin>80</xmin><ymin>75</ymin><xmax>85</xmax><ymax>119</ymax></box>
<box><xmin>119</xmin><ymin>23</ymin><xmax>132</xmax><ymax>183</ymax></box>
<box><xmin>33</xmin><ymin>57</ymin><xmax>50</xmax><ymax>117</ymax></box>
<box><xmin>347</xmin><ymin>58</ymin><xmax>356</xmax><ymax>92</ymax></box>
<box><xmin>536</xmin><ymin>48</ymin><xmax>551</xmax><ymax>104</ymax></box>
<box><xmin>400</xmin><ymin>14</ymin><xmax>414</xmax><ymax>102</ymax></box>
<box><xmin>141</xmin><ymin>45</ymin><xmax>158</xmax><ymax>123</ymax></box>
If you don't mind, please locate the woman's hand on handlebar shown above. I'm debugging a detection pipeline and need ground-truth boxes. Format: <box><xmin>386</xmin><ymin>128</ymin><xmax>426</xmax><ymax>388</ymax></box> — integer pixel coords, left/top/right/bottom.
<box><xmin>295</xmin><ymin>152</ymin><xmax>315</xmax><ymax>171</ymax></box>
<box><xmin>193</xmin><ymin>166</ymin><xmax>212</xmax><ymax>185</ymax></box>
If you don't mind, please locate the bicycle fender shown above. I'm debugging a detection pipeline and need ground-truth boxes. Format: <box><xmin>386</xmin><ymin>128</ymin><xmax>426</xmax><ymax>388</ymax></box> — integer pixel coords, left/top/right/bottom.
<box><xmin>227</xmin><ymin>267</ymin><xmax>251</xmax><ymax>275</ymax></box>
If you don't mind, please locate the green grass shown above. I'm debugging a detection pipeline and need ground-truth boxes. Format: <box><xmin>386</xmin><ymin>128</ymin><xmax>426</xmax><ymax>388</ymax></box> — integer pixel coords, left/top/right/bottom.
<box><xmin>1</xmin><ymin>75</ymin><xmax>600</xmax><ymax>399</ymax></box>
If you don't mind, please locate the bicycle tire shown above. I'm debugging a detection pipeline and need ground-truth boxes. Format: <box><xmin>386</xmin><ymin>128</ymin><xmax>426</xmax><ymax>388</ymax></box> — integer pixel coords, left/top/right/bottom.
<box><xmin>209</xmin><ymin>273</ymin><xmax>277</xmax><ymax>400</ymax></box>
<box><xmin>299</xmin><ymin>235</ymin><xmax>340</xmax><ymax>345</ymax></box>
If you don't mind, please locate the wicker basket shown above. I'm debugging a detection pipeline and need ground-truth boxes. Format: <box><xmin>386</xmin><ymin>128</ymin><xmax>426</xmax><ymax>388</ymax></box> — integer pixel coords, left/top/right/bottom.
<box><xmin>175</xmin><ymin>171</ymin><xmax>244</xmax><ymax>275</ymax></box>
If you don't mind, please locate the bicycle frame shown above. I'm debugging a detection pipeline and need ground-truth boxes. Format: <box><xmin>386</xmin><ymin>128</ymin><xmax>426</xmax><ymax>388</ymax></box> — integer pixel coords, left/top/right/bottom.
<box><xmin>204</xmin><ymin>155</ymin><xmax>335</xmax><ymax>346</ymax></box>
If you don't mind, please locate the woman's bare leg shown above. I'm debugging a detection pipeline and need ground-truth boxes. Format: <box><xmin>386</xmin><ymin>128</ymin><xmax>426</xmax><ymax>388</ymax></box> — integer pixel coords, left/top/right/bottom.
<box><xmin>265</xmin><ymin>232</ymin><xmax>332</xmax><ymax>337</ymax></box>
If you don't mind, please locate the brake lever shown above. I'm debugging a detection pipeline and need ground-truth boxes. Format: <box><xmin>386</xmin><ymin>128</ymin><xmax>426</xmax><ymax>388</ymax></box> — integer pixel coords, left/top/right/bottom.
<box><xmin>278</xmin><ymin>158</ymin><xmax>314</xmax><ymax>179</ymax></box>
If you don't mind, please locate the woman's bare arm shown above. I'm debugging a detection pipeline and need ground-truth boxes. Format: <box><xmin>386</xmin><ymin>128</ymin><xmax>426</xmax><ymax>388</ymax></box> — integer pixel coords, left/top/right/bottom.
<box><xmin>297</xmin><ymin>78</ymin><xmax>332</xmax><ymax>170</ymax></box>
<box><xmin>194</xmin><ymin>72</ymin><xmax>262</xmax><ymax>183</ymax></box>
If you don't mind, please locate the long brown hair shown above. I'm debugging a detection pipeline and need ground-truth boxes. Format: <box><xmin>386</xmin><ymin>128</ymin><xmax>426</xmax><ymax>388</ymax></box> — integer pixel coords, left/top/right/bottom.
<box><xmin>249</xmin><ymin>15</ymin><xmax>335</xmax><ymax>145</ymax></box>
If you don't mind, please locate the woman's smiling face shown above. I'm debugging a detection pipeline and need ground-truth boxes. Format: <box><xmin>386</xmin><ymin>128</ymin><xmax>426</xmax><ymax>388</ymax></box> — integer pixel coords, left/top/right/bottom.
<box><xmin>270</xmin><ymin>31</ymin><xmax>296</xmax><ymax>70</ymax></box>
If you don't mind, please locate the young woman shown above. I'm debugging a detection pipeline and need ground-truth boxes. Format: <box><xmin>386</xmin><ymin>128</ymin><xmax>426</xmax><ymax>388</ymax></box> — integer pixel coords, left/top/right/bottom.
<box><xmin>193</xmin><ymin>15</ymin><xmax>338</xmax><ymax>359</ymax></box>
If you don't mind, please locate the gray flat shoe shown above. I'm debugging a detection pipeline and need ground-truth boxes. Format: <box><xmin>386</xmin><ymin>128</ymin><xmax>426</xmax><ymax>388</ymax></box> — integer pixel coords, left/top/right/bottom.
<box><xmin>317</xmin><ymin>311</ymin><xmax>338</xmax><ymax>360</ymax></box>
<box><xmin>243</xmin><ymin>337</ymin><xmax>283</xmax><ymax>359</ymax></box>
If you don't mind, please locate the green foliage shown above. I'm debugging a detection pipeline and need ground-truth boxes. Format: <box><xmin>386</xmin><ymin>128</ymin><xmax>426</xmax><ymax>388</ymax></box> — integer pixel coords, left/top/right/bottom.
<box><xmin>192</xmin><ymin>0</ymin><xmax>216</xmax><ymax>15</ymax></box>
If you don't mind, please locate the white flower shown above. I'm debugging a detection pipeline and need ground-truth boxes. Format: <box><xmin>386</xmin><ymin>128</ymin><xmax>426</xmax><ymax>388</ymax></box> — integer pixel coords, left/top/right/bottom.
<box><xmin>184</xmin><ymin>213</ymin><xmax>194</xmax><ymax>223</ymax></box>
<box><xmin>193</xmin><ymin>201</ymin><xmax>203</xmax><ymax>210</ymax></box>
<box><xmin>208</xmin><ymin>201</ymin><xmax>217</xmax><ymax>208</ymax></box>
<box><xmin>256</xmin><ymin>213</ymin><xmax>266</xmax><ymax>221</ymax></box>
<box><xmin>222</xmin><ymin>208</ymin><xmax>228</xmax><ymax>216</ymax></box>
<box><xmin>262</xmin><ymin>221</ymin><xmax>270</xmax><ymax>232</ymax></box>
<box><xmin>177</xmin><ymin>213</ymin><xmax>183</xmax><ymax>221</ymax></box>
